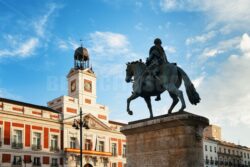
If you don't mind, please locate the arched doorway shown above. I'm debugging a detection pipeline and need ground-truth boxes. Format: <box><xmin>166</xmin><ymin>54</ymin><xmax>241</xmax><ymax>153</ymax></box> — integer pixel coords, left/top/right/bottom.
<box><xmin>84</xmin><ymin>164</ymin><xmax>93</xmax><ymax>167</ymax></box>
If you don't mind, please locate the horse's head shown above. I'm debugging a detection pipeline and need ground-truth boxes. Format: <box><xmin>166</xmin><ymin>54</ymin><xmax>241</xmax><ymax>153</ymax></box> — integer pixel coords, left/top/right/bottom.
<box><xmin>125</xmin><ymin>62</ymin><xmax>134</xmax><ymax>82</ymax></box>
<box><xmin>125</xmin><ymin>60</ymin><xmax>145</xmax><ymax>83</ymax></box>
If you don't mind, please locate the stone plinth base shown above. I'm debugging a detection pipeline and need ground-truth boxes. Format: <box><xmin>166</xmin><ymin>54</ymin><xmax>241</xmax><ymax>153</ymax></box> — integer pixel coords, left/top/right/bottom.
<box><xmin>121</xmin><ymin>111</ymin><xmax>209</xmax><ymax>167</ymax></box>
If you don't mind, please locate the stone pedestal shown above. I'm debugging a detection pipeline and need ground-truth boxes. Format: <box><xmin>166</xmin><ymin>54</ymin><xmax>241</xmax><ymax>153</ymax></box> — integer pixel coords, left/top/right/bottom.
<box><xmin>121</xmin><ymin>111</ymin><xmax>209</xmax><ymax>167</ymax></box>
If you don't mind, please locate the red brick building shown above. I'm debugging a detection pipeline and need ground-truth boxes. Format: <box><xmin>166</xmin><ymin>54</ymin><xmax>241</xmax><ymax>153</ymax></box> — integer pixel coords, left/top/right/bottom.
<box><xmin>0</xmin><ymin>47</ymin><xmax>127</xmax><ymax>167</ymax></box>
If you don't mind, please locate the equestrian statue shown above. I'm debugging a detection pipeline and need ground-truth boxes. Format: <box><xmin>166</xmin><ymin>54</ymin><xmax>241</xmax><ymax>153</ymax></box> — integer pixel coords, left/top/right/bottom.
<box><xmin>125</xmin><ymin>38</ymin><xmax>200</xmax><ymax>118</ymax></box>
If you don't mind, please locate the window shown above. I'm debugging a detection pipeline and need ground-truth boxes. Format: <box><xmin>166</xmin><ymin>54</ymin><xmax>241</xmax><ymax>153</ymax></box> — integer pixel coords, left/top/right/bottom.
<box><xmin>122</xmin><ymin>145</ymin><xmax>127</xmax><ymax>157</ymax></box>
<box><xmin>205</xmin><ymin>145</ymin><xmax>207</xmax><ymax>151</ymax></box>
<box><xmin>50</xmin><ymin>135</ymin><xmax>58</xmax><ymax>151</ymax></box>
<box><xmin>13</xmin><ymin>130</ymin><xmax>22</xmax><ymax>143</ymax></box>
<box><xmin>248</xmin><ymin>153</ymin><xmax>249</xmax><ymax>159</ymax></box>
<box><xmin>51</xmin><ymin>158</ymin><xmax>58</xmax><ymax>167</ymax></box>
<box><xmin>112</xmin><ymin>143</ymin><xmax>117</xmax><ymax>156</ymax></box>
<box><xmin>244</xmin><ymin>153</ymin><xmax>246</xmax><ymax>158</ymax></box>
<box><xmin>12</xmin><ymin>130</ymin><xmax>23</xmax><ymax>148</ymax></box>
<box><xmin>13</xmin><ymin>156</ymin><xmax>22</xmax><ymax>165</ymax></box>
<box><xmin>228</xmin><ymin>149</ymin><xmax>230</xmax><ymax>154</ymax></box>
<box><xmin>112</xmin><ymin>163</ymin><xmax>117</xmax><ymax>167</ymax></box>
<box><xmin>33</xmin><ymin>157</ymin><xmax>41</xmax><ymax>166</ymax></box>
<box><xmin>232</xmin><ymin>150</ymin><xmax>235</xmax><ymax>155</ymax></box>
<box><xmin>219</xmin><ymin>147</ymin><xmax>221</xmax><ymax>152</ymax></box>
<box><xmin>210</xmin><ymin>146</ymin><xmax>212</xmax><ymax>152</ymax></box>
<box><xmin>70</xmin><ymin>137</ymin><xmax>76</xmax><ymax>148</ymax></box>
<box><xmin>214</xmin><ymin>147</ymin><xmax>217</xmax><ymax>153</ymax></box>
<box><xmin>32</xmin><ymin>132</ymin><xmax>41</xmax><ymax>150</ymax></box>
<box><xmin>98</xmin><ymin>141</ymin><xmax>104</xmax><ymax>152</ymax></box>
<box><xmin>85</xmin><ymin>139</ymin><xmax>92</xmax><ymax>150</ymax></box>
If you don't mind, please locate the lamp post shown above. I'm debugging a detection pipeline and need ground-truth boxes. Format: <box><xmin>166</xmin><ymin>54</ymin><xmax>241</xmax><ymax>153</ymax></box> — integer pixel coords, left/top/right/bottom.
<box><xmin>72</xmin><ymin>107</ymin><xmax>89</xmax><ymax>167</ymax></box>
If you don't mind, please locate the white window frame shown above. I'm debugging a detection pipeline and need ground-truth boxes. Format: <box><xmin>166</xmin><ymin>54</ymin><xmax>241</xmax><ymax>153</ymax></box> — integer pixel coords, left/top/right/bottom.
<box><xmin>70</xmin><ymin>137</ymin><xmax>77</xmax><ymax>149</ymax></box>
<box><xmin>98</xmin><ymin>140</ymin><xmax>105</xmax><ymax>152</ymax></box>
<box><xmin>12</xmin><ymin>128</ymin><xmax>23</xmax><ymax>144</ymax></box>
<box><xmin>32</xmin><ymin>131</ymin><xmax>42</xmax><ymax>146</ymax></box>
<box><xmin>111</xmin><ymin>143</ymin><xmax>117</xmax><ymax>156</ymax></box>
<box><xmin>50</xmin><ymin>134</ymin><xmax>59</xmax><ymax>150</ymax></box>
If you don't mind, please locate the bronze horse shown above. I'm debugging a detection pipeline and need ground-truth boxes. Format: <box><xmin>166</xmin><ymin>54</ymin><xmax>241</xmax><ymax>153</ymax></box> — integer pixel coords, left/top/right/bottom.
<box><xmin>125</xmin><ymin>61</ymin><xmax>200</xmax><ymax>118</ymax></box>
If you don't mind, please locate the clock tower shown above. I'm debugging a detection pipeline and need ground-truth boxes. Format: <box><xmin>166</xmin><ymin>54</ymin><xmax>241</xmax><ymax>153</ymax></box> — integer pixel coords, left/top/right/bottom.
<box><xmin>67</xmin><ymin>46</ymin><xmax>97</xmax><ymax>105</ymax></box>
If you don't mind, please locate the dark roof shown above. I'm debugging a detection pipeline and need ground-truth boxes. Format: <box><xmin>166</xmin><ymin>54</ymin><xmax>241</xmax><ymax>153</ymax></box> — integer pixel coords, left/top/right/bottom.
<box><xmin>109</xmin><ymin>120</ymin><xmax>127</xmax><ymax>126</ymax></box>
<box><xmin>0</xmin><ymin>97</ymin><xmax>59</xmax><ymax>113</ymax></box>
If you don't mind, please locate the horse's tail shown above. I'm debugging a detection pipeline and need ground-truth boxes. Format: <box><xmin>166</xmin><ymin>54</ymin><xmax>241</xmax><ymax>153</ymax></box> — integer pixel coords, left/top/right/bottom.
<box><xmin>177</xmin><ymin>66</ymin><xmax>201</xmax><ymax>105</ymax></box>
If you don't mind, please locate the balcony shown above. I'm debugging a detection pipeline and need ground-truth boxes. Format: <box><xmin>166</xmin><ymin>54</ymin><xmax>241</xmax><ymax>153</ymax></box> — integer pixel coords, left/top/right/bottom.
<box><xmin>32</xmin><ymin>163</ymin><xmax>41</xmax><ymax>167</ymax></box>
<box><xmin>50</xmin><ymin>164</ymin><xmax>59</xmax><ymax>167</ymax></box>
<box><xmin>11</xmin><ymin>162</ymin><xmax>22</xmax><ymax>167</ymax></box>
<box><xmin>12</xmin><ymin>142</ymin><xmax>23</xmax><ymax>149</ymax></box>
<box><xmin>50</xmin><ymin>146</ymin><xmax>60</xmax><ymax>152</ymax></box>
<box><xmin>32</xmin><ymin>144</ymin><xmax>42</xmax><ymax>151</ymax></box>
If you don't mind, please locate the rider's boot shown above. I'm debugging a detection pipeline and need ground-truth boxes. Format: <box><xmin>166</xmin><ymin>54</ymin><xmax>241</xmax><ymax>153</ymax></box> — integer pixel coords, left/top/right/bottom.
<box><xmin>155</xmin><ymin>94</ymin><xmax>161</xmax><ymax>101</ymax></box>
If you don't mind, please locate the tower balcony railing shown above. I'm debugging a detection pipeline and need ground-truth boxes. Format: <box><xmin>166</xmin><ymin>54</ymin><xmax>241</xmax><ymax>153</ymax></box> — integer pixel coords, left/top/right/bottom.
<box><xmin>12</xmin><ymin>142</ymin><xmax>23</xmax><ymax>149</ymax></box>
<box><xmin>32</xmin><ymin>144</ymin><xmax>42</xmax><ymax>151</ymax></box>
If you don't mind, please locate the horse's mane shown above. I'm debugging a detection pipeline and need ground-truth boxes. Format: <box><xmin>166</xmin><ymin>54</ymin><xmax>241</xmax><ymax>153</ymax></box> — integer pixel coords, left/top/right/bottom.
<box><xmin>128</xmin><ymin>60</ymin><xmax>145</xmax><ymax>65</ymax></box>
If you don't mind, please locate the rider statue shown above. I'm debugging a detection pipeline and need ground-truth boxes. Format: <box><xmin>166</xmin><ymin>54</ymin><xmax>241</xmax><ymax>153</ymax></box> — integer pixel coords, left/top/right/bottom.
<box><xmin>146</xmin><ymin>38</ymin><xmax>169</xmax><ymax>101</ymax></box>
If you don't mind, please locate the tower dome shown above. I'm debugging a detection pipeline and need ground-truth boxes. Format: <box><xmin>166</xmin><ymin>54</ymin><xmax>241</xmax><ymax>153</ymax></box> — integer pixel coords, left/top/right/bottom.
<box><xmin>74</xmin><ymin>46</ymin><xmax>90</xmax><ymax>70</ymax></box>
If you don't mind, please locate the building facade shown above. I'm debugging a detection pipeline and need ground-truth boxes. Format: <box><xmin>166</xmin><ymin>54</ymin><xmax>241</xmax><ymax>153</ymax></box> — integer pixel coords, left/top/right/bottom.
<box><xmin>203</xmin><ymin>125</ymin><xmax>250</xmax><ymax>167</ymax></box>
<box><xmin>0</xmin><ymin>46</ymin><xmax>127</xmax><ymax>167</ymax></box>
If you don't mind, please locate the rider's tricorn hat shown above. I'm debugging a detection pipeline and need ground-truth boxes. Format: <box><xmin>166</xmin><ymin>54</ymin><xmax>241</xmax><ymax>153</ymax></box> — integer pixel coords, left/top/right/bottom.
<box><xmin>154</xmin><ymin>38</ymin><xmax>162</xmax><ymax>45</ymax></box>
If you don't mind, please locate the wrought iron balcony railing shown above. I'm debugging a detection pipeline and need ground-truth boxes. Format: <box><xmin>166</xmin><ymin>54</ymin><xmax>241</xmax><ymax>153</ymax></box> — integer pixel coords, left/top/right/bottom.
<box><xmin>32</xmin><ymin>144</ymin><xmax>42</xmax><ymax>151</ymax></box>
<box><xmin>32</xmin><ymin>163</ymin><xmax>42</xmax><ymax>167</ymax></box>
<box><xmin>50</xmin><ymin>146</ymin><xmax>60</xmax><ymax>152</ymax></box>
<box><xmin>50</xmin><ymin>163</ymin><xmax>59</xmax><ymax>167</ymax></box>
<box><xmin>11</xmin><ymin>162</ymin><xmax>22</xmax><ymax>167</ymax></box>
<box><xmin>11</xmin><ymin>142</ymin><xmax>23</xmax><ymax>149</ymax></box>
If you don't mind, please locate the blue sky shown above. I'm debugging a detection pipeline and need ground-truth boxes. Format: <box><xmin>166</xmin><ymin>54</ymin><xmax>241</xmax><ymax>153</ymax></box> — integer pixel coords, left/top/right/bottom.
<box><xmin>1</xmin><ymin>0</ymin><xmax>250</xmax><ymax>146</ymax></box>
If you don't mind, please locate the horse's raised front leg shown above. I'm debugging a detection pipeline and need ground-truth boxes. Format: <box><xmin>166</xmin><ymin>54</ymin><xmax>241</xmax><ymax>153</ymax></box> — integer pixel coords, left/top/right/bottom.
<box><xmin>144</xmin><ymin>96</ymin><xmax>153</xmax><ymax>118</ymax></box>
<box><xmin>168</xmin><ymin>92</ymin><xmax>179</xmax><ymax>114</ymax></box>
<box><xmin>127</xmin><ymin>93</ymin><xmax>139</xmax><ymax>115</ymax></box>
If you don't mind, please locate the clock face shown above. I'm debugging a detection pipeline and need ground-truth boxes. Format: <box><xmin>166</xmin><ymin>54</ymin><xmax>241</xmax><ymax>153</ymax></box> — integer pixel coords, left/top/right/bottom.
<box><xmin>71</xmin><ymin>80</ymin><xmax>76</xmax><ymax>92</ymax></box>
<box><xmin>84</xmin><ymin>80</ymin><xmax>92</xmax><ymax>92</ymax></box>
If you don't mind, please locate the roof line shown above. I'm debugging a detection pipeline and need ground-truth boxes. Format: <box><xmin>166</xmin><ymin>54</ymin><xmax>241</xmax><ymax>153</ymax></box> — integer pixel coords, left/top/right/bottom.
<box><xmin>0</xmin><ymin>97</ymin><xmax>59</xmax><ymax>113</ymax></box>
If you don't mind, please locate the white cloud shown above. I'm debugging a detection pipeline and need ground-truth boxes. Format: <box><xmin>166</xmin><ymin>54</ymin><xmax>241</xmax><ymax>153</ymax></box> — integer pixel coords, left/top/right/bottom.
<box><xmin>191</xmin><ymin>33</ymin><xmax>250</xmax><ymax>127</ymax></box>
<box><xmin>240</xmin><ymin>33</ymin><xmax>250</xmax><ymax>58</ymax></box>
<box><xmin>201</xmin><ymin>36</ymin><xmax>241</xmax><ymax>58</ymax></box>
<box><xmin>163</xmin><ymin>45</ymin><xmax>176</xmax><ymax>54</ymax></box>
<box><xmin>33</xmin><ymin>3</ymin><xmax>60</xmax><ymax>37</ymax></box>
<box><xmin>160</xmin><ymin>0</ymin><xmax>250</xmax><ymax>31</ymax></box>
<box><xmin>202</xmin><ymin>48</ymin><xmax>223</xmax><ymax>58</ymax></box>
<box><xmin>192</xmin><ymin>76</ymin><xmax>205</xmax><ymax>88</ymax></box>
<box><xmin>0</xmin><ymin>37</ymin><xmax>39</xmax><ymax>58</ymax></box>
<box><xmin>89</xmin><ymin>31</ymin><xmax>130</xmax><ymax>56</ymax></box>
<box><xmin>57</xmin><ymin>38</ymin><xmax>79</xmax><ymax>51</ymax></box>
<box><xmin>186</xmin><ymin>31</ymin><xmax>216</xmax><ymax>45</ymax></box>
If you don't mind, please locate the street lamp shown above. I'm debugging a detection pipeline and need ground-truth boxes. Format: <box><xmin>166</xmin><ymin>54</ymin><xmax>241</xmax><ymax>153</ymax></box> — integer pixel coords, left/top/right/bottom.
<box><xmin>72</xmin><ymin>107</ymin><xmax>89</xmax><ymax>167</ymax></box>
